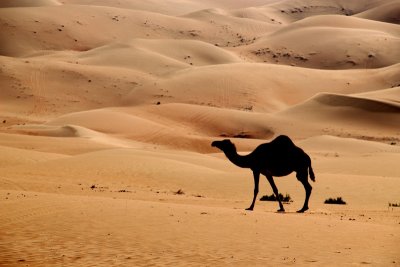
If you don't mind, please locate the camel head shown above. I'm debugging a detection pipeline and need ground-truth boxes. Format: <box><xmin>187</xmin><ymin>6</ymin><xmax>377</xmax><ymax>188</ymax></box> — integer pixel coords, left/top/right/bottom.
<box><xmin>211</xmin><ymin>139</ymin><xmax>237</xmax><ymax>153</ymax></box>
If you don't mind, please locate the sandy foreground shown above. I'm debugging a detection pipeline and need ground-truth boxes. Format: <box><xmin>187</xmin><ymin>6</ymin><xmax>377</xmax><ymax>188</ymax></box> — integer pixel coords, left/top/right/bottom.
<box><xmin>1</xmin><ymin>0</ymin><xmax>400</xmax><ymax>266</ymax></box>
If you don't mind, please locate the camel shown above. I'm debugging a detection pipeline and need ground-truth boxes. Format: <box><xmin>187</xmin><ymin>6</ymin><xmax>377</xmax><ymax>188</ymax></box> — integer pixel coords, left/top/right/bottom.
<box><xmin>211</xmin><ymin>135</ymin><xmax>315</xmax><ymax>213</ymax></box>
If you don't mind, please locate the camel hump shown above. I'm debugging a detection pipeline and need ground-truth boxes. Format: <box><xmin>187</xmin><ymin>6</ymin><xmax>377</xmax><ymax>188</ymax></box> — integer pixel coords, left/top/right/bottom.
<box><xmin>271</xmin><ymin>135</ymin><xmax>295</xmax><ymax>147</ymax></box>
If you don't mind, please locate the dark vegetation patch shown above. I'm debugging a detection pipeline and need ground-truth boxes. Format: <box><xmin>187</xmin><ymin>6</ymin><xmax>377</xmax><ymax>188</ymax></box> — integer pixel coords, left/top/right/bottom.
<box><xmin>324</xmin><ymin>197</ymin><xmax>346</xmax><ymax>205</ymax></box>
<box><xmin>117</xmin><ymin>189</ymin><xmax>131</xmax><ymax>193</ymax></box>
<box><xmin>174</xmin><ymin>189</ymin><xmax>185</xmax><ymax>195</ymax></box>
<box><xmin>260</xmin><ymin>193</ymin><xmax>292</xmax><ymax>203</ymax></box>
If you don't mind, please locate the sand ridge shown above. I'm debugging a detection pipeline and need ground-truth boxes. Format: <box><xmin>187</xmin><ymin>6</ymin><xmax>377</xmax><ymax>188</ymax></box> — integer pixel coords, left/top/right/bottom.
<box><xmin>1</xmin><ymin>0</ymin><xmax>400</xmax><ymax>266</ymax></box>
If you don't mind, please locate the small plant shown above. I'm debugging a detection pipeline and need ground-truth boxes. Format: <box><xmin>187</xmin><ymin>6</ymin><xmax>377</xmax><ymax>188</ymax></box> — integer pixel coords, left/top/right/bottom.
<box><xmin>389</xmin><ymin>202</ymin><xmax>400</xmax><ymax>207</ymax></box>
<box><xmin>324</xmin><ymin>197</ymin><xmax>347</xmax><ymax>205</ymax></box>
<box><xmin>118</xmin><ymin>189</ymin><xmax>131</xmax><ymax>193</ymax></box>
<box><xmin>260</xmin><ymin>193</ymin><xmax>292</xmax><ymax>203</ymax></box>
<box><xmin>174</xmin><ymin>189</ymin><xmax>185</xmax><ymax>195</ymax></box>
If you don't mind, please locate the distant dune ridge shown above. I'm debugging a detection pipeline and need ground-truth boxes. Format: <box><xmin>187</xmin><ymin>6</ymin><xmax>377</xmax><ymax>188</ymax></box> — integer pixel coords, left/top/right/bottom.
<box><xmin>0</xmin><ymin>0</ymin><xmax>61</xmax><ymax>8</ymax></box>
<box><xmin>1</xmin><ymin>0</ymin><xmax>400</xmax><ymax>266</ymax></box>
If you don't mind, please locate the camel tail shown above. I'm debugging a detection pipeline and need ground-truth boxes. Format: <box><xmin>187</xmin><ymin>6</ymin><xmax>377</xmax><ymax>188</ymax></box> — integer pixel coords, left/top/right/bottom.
<box><xmin>309</xmin><ymin>164</ymin><xmax>316</xmax><ymax>182</ymax></box>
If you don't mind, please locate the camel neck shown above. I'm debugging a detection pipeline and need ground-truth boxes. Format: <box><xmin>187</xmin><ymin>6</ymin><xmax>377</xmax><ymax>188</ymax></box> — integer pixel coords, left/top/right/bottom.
<box><xmin>224</xmin><ymin>149</ymin><xmax>251</xmax><ymax>169</ymax></box>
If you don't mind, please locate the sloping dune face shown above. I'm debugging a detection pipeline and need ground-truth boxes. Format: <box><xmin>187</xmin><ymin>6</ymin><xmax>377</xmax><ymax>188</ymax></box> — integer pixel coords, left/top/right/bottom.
<box><xmin>1</xmin><ymin>1</ymin><xmax>400</xmax><ymax>266</ymax></box>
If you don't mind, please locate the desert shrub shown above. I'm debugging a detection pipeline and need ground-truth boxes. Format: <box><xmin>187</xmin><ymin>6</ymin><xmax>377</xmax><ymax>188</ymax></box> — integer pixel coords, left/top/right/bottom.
<box><xmin>174</xmin><ymin>189</ymin><xmax>185</xmax><ymax>195</ymax></box>
<box><xmin>389</xmin><ymin>202</ymin><xmax>400</xmax><ymax>207</ymax></box>
<box><xmin>260</xmin><ymin>193</ymin><xmax>292</xmax><ymax>203</ymax></box>
<box><xmin>324</xmin><ymin>197</ymin><xmax>346</xmax><ymax>205</ymax></box>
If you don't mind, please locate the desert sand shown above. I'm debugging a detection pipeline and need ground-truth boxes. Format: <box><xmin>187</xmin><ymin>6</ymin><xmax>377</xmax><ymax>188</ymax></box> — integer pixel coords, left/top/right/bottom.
<box><xmin>0</xmin><ymin>0</ymin><xmax>399</xmax><ymax>266</ymax></box>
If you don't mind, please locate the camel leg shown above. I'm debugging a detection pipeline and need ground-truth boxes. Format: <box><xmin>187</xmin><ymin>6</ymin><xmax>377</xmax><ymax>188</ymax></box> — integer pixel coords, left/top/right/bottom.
<box><xmin>246</xmin><ymin>171</ymin><xmax>260</xmax><ymax>211</ymax></box>
<box><xmin>266</xmin><ymin>175</ymin><xmax>285</xmax><ymax>212</ymax></box>
<box><xmin>297</xmin><ymin>170</ymin><xmax>312</xmax><ymax>213</ymax></box>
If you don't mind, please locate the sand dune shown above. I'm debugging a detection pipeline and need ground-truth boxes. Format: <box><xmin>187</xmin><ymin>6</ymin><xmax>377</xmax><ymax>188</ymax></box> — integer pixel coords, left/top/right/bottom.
<box><xmin>283</xmin><ymin>91</ymin><xmax>400</xmax><ymax>114</ymax></box>
<box><xmin>267</xmin><ymin>0</ymin><xmax>389</xmax><ymax>16</ymax></box>
<box><xmin>0</xmin><ymin>56</ymin><xmax>140</xmax><ymax>117</ymax></box>
<box><xmin>279</xmin><ymin>91</ymin><xmax>400</xmax><ymax>119</ymax></box>
<box><xmin>1</xmin><ymin>0</ymin><xmax>400</xmax><ymax>266</ymax></box>
<box><xmin>0</xmin><ymin>4</ymin><xmax>275</xmax><ymax>57</ymax></box>
<box><xmin>300</xmin><ymin>135</ymin><xmax>400</xmax><ymax>154</ymax></box>
<box><xmin>43</xmin><ymin>104</ymin><xmax>274</xmax><ymax>152</ymax></box>
<box><xmin>0</xmin><ymin>131</ymin><xmax>119</xmax><ymax>156</ymax></box>
<box><xmin>63</xmin><ymin>0</ymin><xmax>208</xmax><ymax>16</ymax></box>
<box><xmin>355</xmin><ymin>86</ymin><xmax>400</xmax><ymax>102</ymax></box>
<box><xmin>277</xmin><ymin>92</ymin><xmax>400</xmax><ymax>141</ymax></box>
<box><xmin>0</xmin><ymin>0</ymin><xmax>61</xmax><ymax>8</ymax></box>
<box><xmin>62</xmin><ymin>0</ymin><xmax>279</xmax><ymax>15</ymax></box>
<box><xmin>311</xmin><ymin>92</ymin><xmax>400</xmax><ymax>113</ymax></box>
<box><xmin>0</xmin><ymin>145</ymin><xmax>66</xmax><ymax>168</ymax></box>
<box><xmin>356</xmin><ymin>1</ymin><xmax>400</xmax><ymax>24</ymax></box>
<box><xmin>10</xmin><ymin>124</ymin><xmax>82</xmax><ymax>137</ymax></box>
<box><xmin>182</xmin><ymin>7</ymin><xmax>278</xmax><ymax>43</ymax></box>
<box><xmin>126</xmin><ymin>63</ymin><xmax>400</xmax><ymax>110</ymax></box>
<box><xmin>0</xmin><ymin>5</ymin><xmax>210</xmax><ymax>57</ymax></box>
<box><xmin>242</xmin><ymin>15</ymin><xmax>400</xmax><ymax>68</ymax></box>
<box><xmin>7</xmin><ymin>124</ymin><xmax>140</xmax><ymax>149</ymax></box>
<box><xmin>233</xmin><ymin>0</ymin><xmax>390</xmax><ymax>24</ymax></box>
<box><xmin>78</xmin><ymin>39</ymin><xmax>242</xmax><ymax>71</ymax></box>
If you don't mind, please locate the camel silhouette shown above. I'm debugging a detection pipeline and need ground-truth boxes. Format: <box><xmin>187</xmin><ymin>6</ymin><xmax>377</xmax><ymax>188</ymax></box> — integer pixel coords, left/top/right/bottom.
<box><xmin>211</xmin><ymin>135</ymin><xmax>315</xmax><ymax>213</ymax></box>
